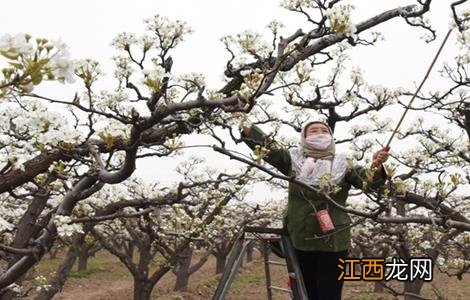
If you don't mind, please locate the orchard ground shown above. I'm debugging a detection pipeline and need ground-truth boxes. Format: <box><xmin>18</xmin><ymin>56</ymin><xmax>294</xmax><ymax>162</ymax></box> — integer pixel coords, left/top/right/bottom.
<box><xmin>24</xmin><ymin>250</ymin><xmax>470</xmax><ymax>300</ymax></box>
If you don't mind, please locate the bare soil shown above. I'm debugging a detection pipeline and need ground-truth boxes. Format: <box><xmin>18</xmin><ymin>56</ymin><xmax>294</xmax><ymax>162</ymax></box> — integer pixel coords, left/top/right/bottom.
<box><xmin>24</xmin><ymin>250</ymin><xmax>469</xmax><ymax>300</ymax></box>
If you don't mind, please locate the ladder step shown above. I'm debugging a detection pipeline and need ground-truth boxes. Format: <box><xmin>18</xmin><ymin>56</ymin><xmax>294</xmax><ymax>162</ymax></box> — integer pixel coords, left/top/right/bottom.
<box><xmin>267</xmin><ymin>260</ymin><xmax>287</xmax><ymax>266</ymax></box>
<box><xmin>269</xmin><ymin>286</ymin><xmax>292</xmax><ymax>293</ymax></box>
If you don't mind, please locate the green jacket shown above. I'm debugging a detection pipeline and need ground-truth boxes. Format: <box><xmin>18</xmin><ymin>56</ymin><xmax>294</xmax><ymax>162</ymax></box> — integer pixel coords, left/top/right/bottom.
<box><xmin>241</xmin><ymin>125</ymin><xmax>387</xmax><ymax>252</ymax></box>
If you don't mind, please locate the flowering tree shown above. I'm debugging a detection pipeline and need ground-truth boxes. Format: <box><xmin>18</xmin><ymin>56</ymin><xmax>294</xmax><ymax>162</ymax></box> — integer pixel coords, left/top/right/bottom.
<box><xmin>90</xmin><ymin>167</ymin><xmax>252</xmax><ymax>300</ymax></box>
<box><xmin>74</xmin><ymin>234</ymin><xmax>101</xmax><ymax>272</ymax></box>
<box><xmin>0</xmin><ymin>1</ymin><xmax>469</xmax><ymax>299</ymax></box>
<box><xmin>211</xmin><ymin>2</ymin><xmax>469</xmax><ymax>300</ymax></box>
<box><xmin>347</xmin><ymin>15</ymin><xmax>470</xmax><ymax>298</ymax></box>
<box><xmin>203</xmin><ymin>199</ymin><xmax>285</xmax><ymax>275</ymax></box>
<box><xmin>351</xmin><ymin>218</ymin><xmax>469</xmax><ymax>299</ymax></box>
<box><xmin>170</xmin><ymin>198</ymin><xmax>284</xmax><ymax>292</ymax></box>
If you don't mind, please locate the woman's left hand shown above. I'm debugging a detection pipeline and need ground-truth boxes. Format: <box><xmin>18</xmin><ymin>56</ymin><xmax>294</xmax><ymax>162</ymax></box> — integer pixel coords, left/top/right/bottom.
<box><xmin>372</xmin><ymin>147</ymin><xmax>390</xmax><ymax>168</ymax></box>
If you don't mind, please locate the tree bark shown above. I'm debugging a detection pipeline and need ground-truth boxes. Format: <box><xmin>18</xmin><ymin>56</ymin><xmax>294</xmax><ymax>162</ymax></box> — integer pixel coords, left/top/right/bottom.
<box><xmin>0</xmin><ymin>176</ymin><xmax>100</xmax><ymax>289</ymax></box>
<box><xmin>76</xmin><ymin>241</ymin><xmax>100</xmax><ymax>272</ymax></box>
<box><xmin>403</xmin><ymin>279</ymin><xmax>425</xmax><ymax>300</ymax></box>
<box><xmin>0</xmin><ymin>290</ymin><xmax>18</xmax><ymax>300</ymax></box>
<box><xmin>77</xmin><ymin>250</ymin><xmax>89</xmax><ymax>272</ymax></box>
<box><xmin>374</xmin><ymin>282</ymin><xmax>384</xmax><ymax>293</ymax></box>
<box><xmin>173</xmin><ymin>267</ymin><xmax>191</xmax><ymax>292</ymax></box>
<box><xmin>133</xmin><ymin>278</ymin><xmax>154</xmax><ymax>300</ymax></box>
<box><xmin>48</xmin><ymin>245</ymin><xmax>60</xmax><ymax>259</ymax></box>
<box><xmin>9</xmin><ymin>194</ymin><xmax>49</xmax><ymax>267</ymax></box>
<box><xmin>246</xmin><ymin>243</ymin><xmax>254</xmax><ymax>263</ymax></box>
<box><xmin>173</xmin><ymin>247</ymin><xmax>193</xmax><ymax>291</ymax></box>
<box><xmin>215</xmin><ymin>254</ymin><xmax>227</xmax><ymax>274</ymax></box>
<box><xmin>35</xmin><ymin>235</ymin><xmax>84</xmax><ymax>300</ymax></box>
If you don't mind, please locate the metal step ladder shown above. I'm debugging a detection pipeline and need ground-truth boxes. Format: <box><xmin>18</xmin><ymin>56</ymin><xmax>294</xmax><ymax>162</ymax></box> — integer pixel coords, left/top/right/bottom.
<box><xmin>212</xmin><ymin>226</ymin><xmax>308</xmax><ymax>300</ymax></box>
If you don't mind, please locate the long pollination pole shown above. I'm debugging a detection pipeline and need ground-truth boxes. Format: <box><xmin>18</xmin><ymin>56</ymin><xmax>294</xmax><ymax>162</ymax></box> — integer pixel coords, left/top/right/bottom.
<box><xmin>385</xmin><ymin>29</ymin><xmax>453</xmax><ymax>148</ymax></box>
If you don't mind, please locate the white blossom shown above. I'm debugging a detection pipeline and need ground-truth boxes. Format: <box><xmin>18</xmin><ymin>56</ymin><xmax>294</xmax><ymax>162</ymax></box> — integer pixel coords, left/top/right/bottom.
<box><xmin>111</xmin><ymin>32</ymin><xmax>138</xmax><ymax>50</ymax></box>
<box><xmin>205</xmin><ymin>89</ymin><xmax>225</xmax><ymax>101</ymax></box>
<box><xmin>281</xmin><ymin>0</ymin><xmax>316</xmax><ymax>10</ymax></box>
<box><xmin>139</xmin><ymin>34</ymin><xmax>155</xmax><ymax>50</ymax></box>
<box><xmin>6</xmin><ymin>283</ymin><xmax>21</xmax><ymax>295</ymax></box>
<box><xmin>267</xmin><ymin>20</ymin><xmax>285</xmax><ymax>34</ymax></box>
<box><xmin>0</xmin><ymin>33</ymin><xmax>33</xmax><ymax>55</ymax></box>
<box><xmin>178</xmin><ymin>72</ymin><xmax>206</xmax><ymax>92</ymax></box>
<box><xmin>236</xmin><ymin>30</ymin><xmax>269</xmax><ymax>56</ymax></box>
<box><xmin>53</xmin><ymin>215</ymin><xmax>84</xmax><ymax>238</ymax></box>
<box><xmin>49</xmin><ymin>56</ymin><xmax>75</xmax><ymax>83</ymax></box>
<box><xmin>144</xmin><ymin>15</ymin><xmax>193</xmax><ymax>49</ymax></box>
<box><xmin>325</xmin><ymin>4</ymin><xmax>357</xmax><ymax>38</ymax></box>
<box><xmin>96</xmin><ymin>120</ymin><xmax>132</xmax><ymax>141</ymax></box>
<box><xmin>0</xmin><ymin>216</ymin><xmax>13</xmax><ymax>232</ymax></box>
<box><xmin>50</xmin><ymin>38</ymin><xmax>69</xmax><ymax>56</ymax></box>
<box><xmin>113</xmin><ymin>55</ymin><xmax>134</xmax><ymax>80</ymax></box>
<box><xmin>349</xmin><ymin>67</ymin><xmax>364</xmax><ymax>85</ymax></box>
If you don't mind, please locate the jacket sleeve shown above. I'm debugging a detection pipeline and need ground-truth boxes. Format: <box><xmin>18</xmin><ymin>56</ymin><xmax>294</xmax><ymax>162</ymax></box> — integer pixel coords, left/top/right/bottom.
<box><xmin>346</xmin><ymin>163</ymin><xmax>388</xmax><ymax>192</ymax></box>
<box><xmin>240</xmin><ymin>124</ymin><xmax>292</xmax><ymax>176</ymax></box>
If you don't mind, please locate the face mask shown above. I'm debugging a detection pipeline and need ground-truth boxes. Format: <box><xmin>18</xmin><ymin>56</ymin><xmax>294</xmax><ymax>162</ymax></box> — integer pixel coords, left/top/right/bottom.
<box><xmin>305</xmin><ymin>134</ymin><xmax>332</xmax><ymax>150</ymax></box>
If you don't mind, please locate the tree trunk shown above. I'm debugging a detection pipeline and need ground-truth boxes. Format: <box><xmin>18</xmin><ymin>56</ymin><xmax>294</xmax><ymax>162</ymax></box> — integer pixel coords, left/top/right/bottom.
<box><xmin>77</xmin><ymin>251</ymin><xmax>88</xmax><ymax>272</ymax></box>
<box><xmin>173</xmin><ymin>247</ymin><xmax>193</xmax><ymax>291</ymax></box>
<box><xmin>48</xmin><ymin>245</ymin><xmax>60</xmax><ymax>259</ymax></box>
<box><xmin>133</xmin><ymin>279</ymin><xmax>154</xmax><ymax>300</ymax></box>
<box><xmin>0</xmin><ymin>290</ymin><xmax>19</xmax><ymax>300</ymax></box>
<box><xmin>374</xmin><ymin>282</ymin><xmax>384</xmax><ymax>293</ymax></box>
<box><xmin>403</xmin><ymin>280</ymin><xmax>425</xmax><ymax>300</ymax></box>
<box><xmin>9</xmin><ymin>194</ymin><xmax>48</xmax><ymax>266</ymax></box>
<box><xmin>5</xmin><ymin>194</ymin><xmax>49</xmax><ymax>295</ymax></box>
<box><xmin>246</xmin><ymin>243</ymin><xmax>254</xmax><ymax>263</ymax></box>
<box><xmin>35</xmin><ymin>235</ymin><xmax>84</xmax><ymax>300</ymax></box>
<box><xmin>173</xmin><ymin>269</ymin><xmax>190</xmax><ymax>292</ymax></box>
<box><xmin>215</xmin><ymin>255</ymin><xmax>227</xmax><ymax>274</ymax></box>
<box><xmin>76</xmin><ymin>237</ymin><xmax>101</xmax><ymax>272</ymax></box>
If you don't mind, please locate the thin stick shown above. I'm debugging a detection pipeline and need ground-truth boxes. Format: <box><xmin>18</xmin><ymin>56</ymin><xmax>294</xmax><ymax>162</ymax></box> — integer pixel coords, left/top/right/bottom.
<box><xmin>385</xmin><ymin>29</ymin><xmax>453</xmax><ymax>148</ymax></box>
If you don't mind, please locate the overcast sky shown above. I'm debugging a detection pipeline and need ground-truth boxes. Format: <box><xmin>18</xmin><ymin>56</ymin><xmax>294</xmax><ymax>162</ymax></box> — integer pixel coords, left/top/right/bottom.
<box><xmin>1</xmin><ymin>1</ymin><xmax>462</xmax><ymax>86</ymax></box>
<box><xmin>1</xmin><ymin>1</ymin><xmax>467</xmax><ymax>201</ymax></box>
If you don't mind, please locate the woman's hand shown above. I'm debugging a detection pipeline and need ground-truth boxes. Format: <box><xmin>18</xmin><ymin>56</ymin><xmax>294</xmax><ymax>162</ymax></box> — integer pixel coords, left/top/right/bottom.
<box><xmin>372</xmin><ymin>146</ymin><xmax>390</xmax><ymax>168</ymax></box>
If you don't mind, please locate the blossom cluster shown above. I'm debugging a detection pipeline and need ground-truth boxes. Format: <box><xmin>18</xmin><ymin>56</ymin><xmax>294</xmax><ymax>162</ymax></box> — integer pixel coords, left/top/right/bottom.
<box><xmin>0</xmin><ymin>216</ymin><xmax>13</xmax><ymax>233</ymax></box>
<box><xmin>144</xmin><ymin>15</ymin><xmax>193</xmax><ymax>49</ymax></box>
<box><xmin>280</xmin><ymin>0</ymin><xmax>316</xmax><ymax>10</ymax></box>
<box><xmin>0</xmin><ymin>100</ymin><xmax>85</xmax><ymax>170</ymax></box>
<box><xmin>177</xmin><ymin>72</ymin><xmax>206</xmax><ymax>93</ymax></box>
<box><xmin>94</xmin><ymin>89</ymin><xmax>135</xmax><ymax>118</ymax></box>
<box><xmin>141</xmin><ymin>65</ymin><xmax>168</xmax><ymax>92</ymax></box>
<box><xmin>0</xmin><ymin>33</ymin><xmax>75</xmax><ymax>94</ymax></box>
<box><xmin>325</xmin><ymin>4</ymin><xmax>357</xmax><ymax>38</ymax></box>
<box><xmin>236</xmin><ymin>68</ymin><xmax>263</xmax><ymax>100</ymax></box>
<box><xmin>221</xmin><ymin>30</ymin><xmax>270</xmax><ymax>68</ymax></box>
<box><xmin>53</xmin><ymin>215</ymin><xmax>84</xmax><ymax>238</ymax></box>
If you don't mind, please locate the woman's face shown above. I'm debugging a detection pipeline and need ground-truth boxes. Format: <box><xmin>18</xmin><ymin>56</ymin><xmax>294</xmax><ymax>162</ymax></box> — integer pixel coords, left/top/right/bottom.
<box><xmin>305</xmin><ymin>123</ymin><xmax>330</xmax><ymax>138</ymax></box>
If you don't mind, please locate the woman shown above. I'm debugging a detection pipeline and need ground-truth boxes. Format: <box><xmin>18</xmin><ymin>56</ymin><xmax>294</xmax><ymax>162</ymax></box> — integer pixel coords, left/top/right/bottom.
<box><xmin>239</xmin><ymin>120</ymin><xmax>389</xmax><ymax>300</ymax></box>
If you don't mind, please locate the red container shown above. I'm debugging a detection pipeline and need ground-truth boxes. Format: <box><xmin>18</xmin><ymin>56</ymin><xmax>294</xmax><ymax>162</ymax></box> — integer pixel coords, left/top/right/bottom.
<box><xmin>316</xmin><ymin>209</ymin><xmax>335</xmax><ymax>233</ymax></box>
<box><xmin>287</xmin><ymin>275</ymin><xmax>292</xmax><ymax>288</ymax></box>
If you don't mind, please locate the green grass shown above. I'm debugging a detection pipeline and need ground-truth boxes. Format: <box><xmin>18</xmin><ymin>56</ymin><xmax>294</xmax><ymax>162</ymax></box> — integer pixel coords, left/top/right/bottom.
<box><xmin>34</xmin><ymin>251</ymin><xmax>131</xmax><ymax>281</ymax></box>
<box><xmin>194</xmin><ymin>274</ymin><xmax>221</xmax><ymax>290</ymax></box>
<box><xmin>35</xmin><ymin>256</ymin><xmax>64</xmax><ymax>277</ymax></box>
<box><xmin>69</xmin><ymin>267</ymin><xmax>105</xmax><ymax>278</ymax></box>
<box><xmin>231</xmin><ymin>268</ymin><xmax>265</xmax><ymax>291</ymax></box>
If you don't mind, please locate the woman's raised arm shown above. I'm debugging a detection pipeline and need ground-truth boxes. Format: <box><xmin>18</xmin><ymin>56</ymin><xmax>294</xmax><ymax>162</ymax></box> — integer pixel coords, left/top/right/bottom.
<box><xmin>240</xmin><ymin>123</ymin><xmax>292</xmax><ymax>176</ymax></box>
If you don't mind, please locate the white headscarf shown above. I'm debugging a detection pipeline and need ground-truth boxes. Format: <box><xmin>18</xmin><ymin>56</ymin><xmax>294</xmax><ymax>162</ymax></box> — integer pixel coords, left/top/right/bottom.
<box><xmin>290</xmin><ymin>121</ymin><xmax>349</xmax><ymax>186</ymax></box>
